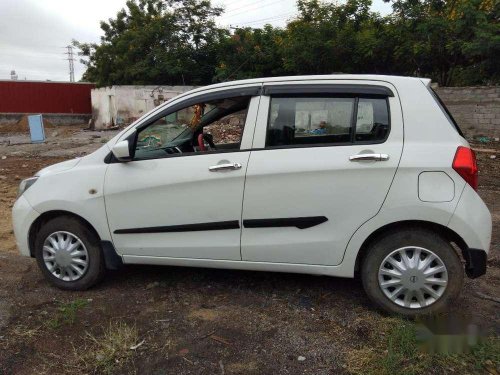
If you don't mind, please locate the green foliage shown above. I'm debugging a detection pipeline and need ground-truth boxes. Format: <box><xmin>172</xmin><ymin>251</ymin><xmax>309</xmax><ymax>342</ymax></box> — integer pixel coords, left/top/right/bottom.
<box><xmin>47</xmin><ymin>299</ymin><xmax>89</xmax><ymax>328</ymax></box>
<box><xmin>75</xmin><ymin>0</ymin><xmax>225</xmax><ymax>86</ymax></box>
<box><xmin>214</xmin><ymin>25</ymin><xmax>287</xmax><ymax>81</ymax></box>
<box><xmin>382</xmin><ymin>320</ymin><xmax>430</xmax><ymax>374</ymax></box>
<box><xmin>76</xmin><ymin>0</ymin><xmax>499</xmax><ymax>87</ymax></box>
<box><xmin>382</xmin><ymin>0</ymin><xmax>500</xmax><ymax>85</ymax></box>
<box><xmin>347</xmin><ymin>317</ymin><xmax>500</xmax><ymax>375</ymax></box>
<box><xmin>468</xmin><ymin>336</ymin><xmax>500</xmax><ymax>370</ymax></box>
<box><xmin>78</xmin><ymin>321</ymin><xmax>139</xmax><ymax>375</ymax></box>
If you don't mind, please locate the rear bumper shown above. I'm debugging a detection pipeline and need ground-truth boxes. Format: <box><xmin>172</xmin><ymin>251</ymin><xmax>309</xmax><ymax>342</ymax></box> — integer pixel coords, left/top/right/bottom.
<box><xmin>462</xmin><ymin>248</ymin><xmax>487</xmax><ymax>279</ymax></box>
<box><xmin>448</xmin><ymin>185</ymin><xmax>492</xmax><ymax>254</ymax></box>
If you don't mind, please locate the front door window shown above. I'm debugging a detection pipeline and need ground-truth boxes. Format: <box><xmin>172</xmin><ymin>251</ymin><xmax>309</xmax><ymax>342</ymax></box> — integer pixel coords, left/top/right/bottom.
<box><xmin>134</xmin><ymin>96</ymin><xmax>251</xmax><ymax>160</ymax></box>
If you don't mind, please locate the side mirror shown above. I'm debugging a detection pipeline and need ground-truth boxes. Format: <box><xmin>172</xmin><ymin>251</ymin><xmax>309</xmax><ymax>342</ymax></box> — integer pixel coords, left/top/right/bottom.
<box><xmin>111</xmin><ymin>140</ymin><xmax>132</xmax><ymax>162</ymax></box>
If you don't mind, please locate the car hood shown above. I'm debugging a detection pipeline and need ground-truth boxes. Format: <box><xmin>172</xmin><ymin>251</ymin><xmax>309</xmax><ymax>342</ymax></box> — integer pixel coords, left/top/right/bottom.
<box><xmin>36</xmin><ymin>158</ymin><xmax>82</xmax><ymax>177</ymax></box>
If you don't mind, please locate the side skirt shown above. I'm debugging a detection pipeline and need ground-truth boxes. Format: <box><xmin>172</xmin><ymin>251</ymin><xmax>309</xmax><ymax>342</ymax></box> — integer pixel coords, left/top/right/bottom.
<box><xmin>122</xmin><ymin>255</ymin><xmax>354</xmax><ymax>278</ymax></box>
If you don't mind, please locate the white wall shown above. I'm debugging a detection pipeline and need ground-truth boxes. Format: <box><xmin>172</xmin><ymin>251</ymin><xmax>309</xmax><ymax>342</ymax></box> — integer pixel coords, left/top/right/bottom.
<box><xmin>91</xmin><ymin>85</ymin><xmax>196</xmax><ymax>129</ymax></box>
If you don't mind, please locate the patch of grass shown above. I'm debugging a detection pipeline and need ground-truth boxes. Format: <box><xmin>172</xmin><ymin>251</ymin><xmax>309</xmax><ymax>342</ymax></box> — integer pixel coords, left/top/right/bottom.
<box><xmin>382</xmin><ymin>320</ymin><xmax>431</xmax><ymax>374</ymax></box>
<box><xmin>439</xmin><ymin>336</ymin><xmax>500</xmax><ymax>373</ymax></box>
<box><xmin>77</xmin><ymin>321</ymin><xmax>139</xmax><ymax>375</ymax></box>
<box><xmin>346</xmin><ymin>317</ymin><xmax>429</xmax><ymax>375</ymax></box>
<box><xmin>469</xmin><ymin>337</ymin><xmax>500</xmax><ymax>369</ymax></box>
<box><xmin>12</xmin><ymin>324</ymin><xmax>42</xmax><ymax>339</ymax></box>
<box><xmin>47</xmin><ymin>298</ymin><xmax>88</xmax><ymax>328</ymax></box>
<box><xmin>345</xmin><ymin>317</ymin><xmax>500</xmax><ymax>375</ymax></box>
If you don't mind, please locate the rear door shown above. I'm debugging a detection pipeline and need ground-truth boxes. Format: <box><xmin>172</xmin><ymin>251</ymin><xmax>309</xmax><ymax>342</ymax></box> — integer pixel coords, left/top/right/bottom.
<box><xmin>241</xmin><ymin>81</ymin><xmax>403</xmax><ymax>265</ymax></box>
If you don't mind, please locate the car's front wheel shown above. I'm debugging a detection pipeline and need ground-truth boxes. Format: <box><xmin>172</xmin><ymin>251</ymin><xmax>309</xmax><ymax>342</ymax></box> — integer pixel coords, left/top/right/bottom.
<box><xmin>34</xmin><ymin>216</ymin><xmax>106</xmax><ymax>290</ymax></box>
<box><xmin>361</xmin><ymin>228</ymin><xmax>463</xmax><ymax>316</ymax></box>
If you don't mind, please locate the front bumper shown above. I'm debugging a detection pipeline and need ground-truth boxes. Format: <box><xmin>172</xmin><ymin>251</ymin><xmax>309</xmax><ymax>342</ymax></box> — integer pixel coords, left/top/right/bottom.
<box><xmin>463</xmin><ymin>248</ymin><xmax>487</xmax><ymax>279</ymax></box>
<box><xmin>12</xmin><ymin>195</ymin><xmax>39</xmax><ymax>257</ymax></box>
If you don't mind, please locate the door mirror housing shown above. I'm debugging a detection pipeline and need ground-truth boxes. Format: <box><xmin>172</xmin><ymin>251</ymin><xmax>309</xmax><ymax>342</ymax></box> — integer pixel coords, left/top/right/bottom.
<box><xmin>112</xmin><ymin>140</ymin><xmax>132</xmax><ymax>162</ymax></box>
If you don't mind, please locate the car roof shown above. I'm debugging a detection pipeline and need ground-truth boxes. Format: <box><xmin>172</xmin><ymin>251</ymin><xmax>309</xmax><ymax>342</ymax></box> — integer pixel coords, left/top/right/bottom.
<box><xmin>163</xmin><ymin>75</ymin><xmax>432</xmax><ymax>107</ymax></box>
<box><xmin>184</xmin><ymin>74</ymin><xmax>430</xmax><ymax>95</ymax></box>
<box><xmin>113</xmin><ymin>74</ymin><xmax>431</xmax><ymax>143</ymax></box>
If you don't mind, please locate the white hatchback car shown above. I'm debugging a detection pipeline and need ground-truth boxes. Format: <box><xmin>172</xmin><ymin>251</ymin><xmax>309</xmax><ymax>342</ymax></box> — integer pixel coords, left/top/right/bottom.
<box><xmin>13</xmin><ymin>75</ymin><xmax>491</xmax><ymax>316</ymax></box>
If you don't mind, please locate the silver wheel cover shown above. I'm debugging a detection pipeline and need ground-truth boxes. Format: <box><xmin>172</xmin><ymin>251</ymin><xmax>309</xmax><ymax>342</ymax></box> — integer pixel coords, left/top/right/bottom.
<box><xmin>43</xmin><ymin>231</ymin><xmax>89</xmax><ymax>282</ymax></box>
<box><xmin>378</xmin><ymin>246</ymin><xmax>448</xmax><ymax>309</ymax></box>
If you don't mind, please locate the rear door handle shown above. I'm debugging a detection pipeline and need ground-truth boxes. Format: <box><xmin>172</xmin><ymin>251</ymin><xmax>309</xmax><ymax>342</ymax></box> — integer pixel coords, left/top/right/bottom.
<box><xmin>349</xmin><ymin>153</ymin><xmax>390</xmax><ymax>162</ymax></box>
<box><xmin>209</xmin><ymin>162</ymin><xmax>242</xmax><ymax>172</ymax></box>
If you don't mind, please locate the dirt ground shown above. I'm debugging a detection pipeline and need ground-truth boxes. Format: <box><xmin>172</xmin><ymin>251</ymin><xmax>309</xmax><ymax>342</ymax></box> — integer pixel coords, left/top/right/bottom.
<box><xmin>0</xmin><ymin>127</ymin><xmax>498</xmax><ymax>375</ymax></box>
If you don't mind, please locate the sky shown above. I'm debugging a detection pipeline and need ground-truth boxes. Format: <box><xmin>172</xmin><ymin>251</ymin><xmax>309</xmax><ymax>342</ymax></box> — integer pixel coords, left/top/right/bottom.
<box><xmin>0</xmin><ymin>0</ymin><xmax>393</xmax><ymax>82</ymax></box>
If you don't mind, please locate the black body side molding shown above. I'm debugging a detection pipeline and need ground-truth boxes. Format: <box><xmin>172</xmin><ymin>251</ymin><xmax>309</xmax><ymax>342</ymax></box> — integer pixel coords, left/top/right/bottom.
<box><xmin>101</xmin><ymin>241</ymin><xmax>124</xmax><ymax>270</ymax></box>
<box><xmin>243</xmin><ymin>216</ymin><xmax>328</xmax><ymax>229</ymax></box>
<box><xmin>114</xmin><ymin>220</ymin><xmax>240</xmax><ymax>234</ymax></box>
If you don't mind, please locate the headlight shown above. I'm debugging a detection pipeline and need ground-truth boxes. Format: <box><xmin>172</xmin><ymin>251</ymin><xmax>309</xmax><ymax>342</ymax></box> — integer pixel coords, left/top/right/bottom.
<box><xmin>18</xmin><ymin>177</ymin><xmax>38</xmax><ymax>197</ymax></box>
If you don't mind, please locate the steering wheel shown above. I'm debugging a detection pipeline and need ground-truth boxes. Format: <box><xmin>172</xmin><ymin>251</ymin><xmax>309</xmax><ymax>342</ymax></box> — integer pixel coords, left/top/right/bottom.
<box><xmin>197</xmin><ymin>133</ymin><xmax>216</xmax><ymax>151</ymax></box>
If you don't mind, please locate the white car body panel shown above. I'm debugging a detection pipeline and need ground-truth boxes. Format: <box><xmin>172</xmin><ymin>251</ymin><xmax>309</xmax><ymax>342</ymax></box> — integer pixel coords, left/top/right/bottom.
<box><xmin>240</xmin><ymin>80</ymin><xmax>403</xmax><ymax>266</ymax></box>
<box><xmin>22</xmin><ymin>145</ymin><xmax>113</xmax><ymax>242</ymax></box>
<box><xmin>104</xmin><ymin>151</ymin><xmax>250</xmax><ymax>260</ymax></box>
<box><xmin>12</xmin><ymin>195</ymin><xmax>39</xmax><ymax>257</ymax></box>
<box><xmin>36</xmin><ymin>157</ymin><xmax>82</xmax><ymax>177</ymax></box>
<box><xmin>449</xmin><ymin>184</ymin><xmax>492</xmax><ymax>251</ymax></box>
<box><xmin>104</xmin><ymin>96</ymin><xmax>260</xmax><ymax>260</ymax></box>
<box><xmin>11</xmin><ymin>75</ymin><xmax>491</xmax><ymax>281</ymax></box>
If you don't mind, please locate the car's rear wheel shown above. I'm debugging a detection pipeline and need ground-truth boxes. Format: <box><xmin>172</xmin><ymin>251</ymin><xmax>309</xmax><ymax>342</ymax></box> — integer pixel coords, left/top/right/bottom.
<box><xmin>34</xmin><ymin>216</ymin><xmax>106</xmax><ymax>290</ymax></box>
<box><xmin>361</xmin><ymin>228</ymin><xmax>463</xmax><ymax>316</ymax></box>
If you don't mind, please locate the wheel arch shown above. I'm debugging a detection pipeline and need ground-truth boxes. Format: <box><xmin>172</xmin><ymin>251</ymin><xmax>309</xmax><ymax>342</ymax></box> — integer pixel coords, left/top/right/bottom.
<box><xmin>354</xmin><ymin>220</ymin><xmax>468</xmax><ymax>273</ymax></box>
<box><xmin>28</xmin><ymin>210</ymin><xmax>101</xmax><ymax>257</ymax></box>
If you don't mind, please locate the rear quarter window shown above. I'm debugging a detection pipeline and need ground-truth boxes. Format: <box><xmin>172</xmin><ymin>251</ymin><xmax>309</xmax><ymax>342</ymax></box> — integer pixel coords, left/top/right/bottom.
<box><xmin>428</xmin><ymin>88</ymin><xmax>464</xmax><ymax>137</ymax></box>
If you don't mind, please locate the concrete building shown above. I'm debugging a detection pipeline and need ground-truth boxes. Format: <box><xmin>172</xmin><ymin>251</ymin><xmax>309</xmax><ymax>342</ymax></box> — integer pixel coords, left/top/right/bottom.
<box><xmin>90</xmin><ymin>84</ymin><xmax>499</xmax><ymax>135</ymax></box>
<box><xmin>91</xmin><ymin>85</ymin><xmax>196</xmax><ymax>129</ymax></box>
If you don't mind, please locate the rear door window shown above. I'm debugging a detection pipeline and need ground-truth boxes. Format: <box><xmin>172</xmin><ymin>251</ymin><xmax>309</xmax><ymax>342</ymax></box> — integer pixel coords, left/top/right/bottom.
<box><xmin>355</xmin><ymin>98</ymin><xmax>390</xmax><ymax>142</ymax></box>
<box><xmin>266</xmin><ymin>96</ymin><xmax>390</xmax><ymax>147</ymax></box>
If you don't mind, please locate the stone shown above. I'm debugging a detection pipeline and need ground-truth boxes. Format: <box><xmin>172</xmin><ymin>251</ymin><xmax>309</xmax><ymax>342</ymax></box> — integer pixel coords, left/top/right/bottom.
<box><xmin>1</xmin><ymin>156</ymin><xmax>6</xmax><ymax>160</ymax></box>
<box><xmin>146</xmin><ymin>281</ymin><xmax>160</xmax><ymax>289</ymax></box>
<box><xmin>298</xmin><ymin>356</ymin><xmax>306</xmax><ymax>362</ymax></box>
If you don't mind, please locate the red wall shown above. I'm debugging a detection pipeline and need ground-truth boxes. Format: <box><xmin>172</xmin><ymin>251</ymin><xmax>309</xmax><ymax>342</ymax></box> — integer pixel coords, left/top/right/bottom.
<box><xmin>0</xmin><ymin>81</ymin><xmax>95</xmax><ymax>114</ymax></box>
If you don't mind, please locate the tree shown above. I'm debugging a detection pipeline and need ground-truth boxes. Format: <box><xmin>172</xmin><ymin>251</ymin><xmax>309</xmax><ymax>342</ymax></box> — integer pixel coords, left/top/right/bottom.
<box><xmin>77</xmin><ymin>0</ymin><xmax>499</xmax><ymax>87</ymax></box>
<box><xmin>383</xmin><ymin>0</ymin><xmax>500</xmax><ymax>85</ymax></box>
<box><xmin>280</xmin><ymin>0</ymin><xmax>389</xmax><ymax>75</ymax></box>
<box><xmin>214</xmin><ymin>25</ymin><xmax>287</xmax><ymax>82</ymax></box>
<box><xmin>75</xmin><ymin>0</ymin><xmax>225</xmax><ymax>86</ymax></box>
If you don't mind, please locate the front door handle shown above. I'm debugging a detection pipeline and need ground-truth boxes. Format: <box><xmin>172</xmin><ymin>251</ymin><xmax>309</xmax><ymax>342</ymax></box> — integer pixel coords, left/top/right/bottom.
<box><xmin>349</xmin><ymin>153</ymin><xmax>390</xmax><ymax>162</ymax></box>
<box><xmin>209</xmin><ymin>162</ymin><xmax>242</xmax><ymax>172</ymax></box>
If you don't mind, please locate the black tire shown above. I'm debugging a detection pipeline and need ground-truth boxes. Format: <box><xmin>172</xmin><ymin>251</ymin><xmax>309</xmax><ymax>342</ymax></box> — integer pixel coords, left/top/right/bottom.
<box><xmin>361</xmin><ymin>227</ymin><xmax>463</xmax><ymax>317</ymax></box>
<box><xmin>34</xmin><ymin>215</ymin><xmax>106</xmax><ymax>290</ymax></box>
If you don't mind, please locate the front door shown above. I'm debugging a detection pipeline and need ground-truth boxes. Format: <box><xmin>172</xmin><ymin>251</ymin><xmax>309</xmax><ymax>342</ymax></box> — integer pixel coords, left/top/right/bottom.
<box><xmin>104</xmin><ymin>92</ymin><xmax>260</xmax><ymax>261</ymax></box>
<box><xmin>241</xmin><ymin>82</ymin><xmax>404</xmax><ymax>265</ymax></box>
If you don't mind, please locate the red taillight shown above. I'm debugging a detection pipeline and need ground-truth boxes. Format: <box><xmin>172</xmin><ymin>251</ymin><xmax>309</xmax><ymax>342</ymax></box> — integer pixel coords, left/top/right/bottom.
<box><xmin>453</xmin><ymin>146</ymin><xmax>478</xmax><ymax>191</ymax></box>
